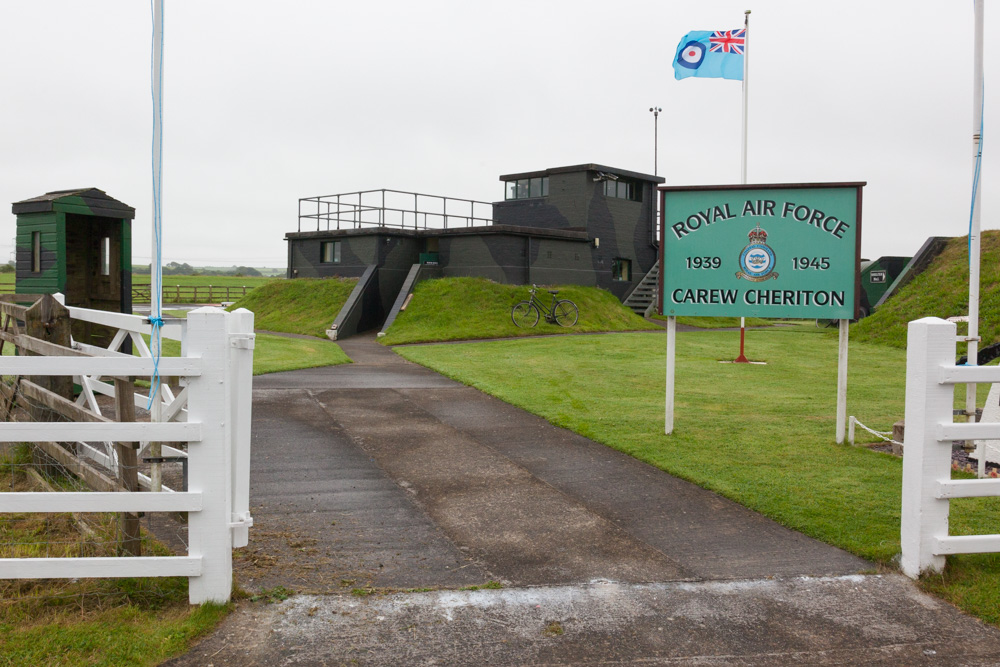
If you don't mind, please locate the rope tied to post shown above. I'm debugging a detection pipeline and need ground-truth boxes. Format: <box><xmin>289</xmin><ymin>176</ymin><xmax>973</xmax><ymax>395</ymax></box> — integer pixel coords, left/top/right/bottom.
<box><xmin>852</xmin><ymin>417</ymin><xmax>902</xmax><ymax>446</ymax></box>
<box><xmin>146</xmin><ymin>315</ymin><xmax>164</xmax><ymax>411</ymax></box>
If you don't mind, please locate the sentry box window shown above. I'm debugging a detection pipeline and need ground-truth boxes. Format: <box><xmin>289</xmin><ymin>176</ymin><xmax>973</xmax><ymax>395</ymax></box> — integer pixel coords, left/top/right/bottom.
<box><xmin>320</xmin><ymin>241</ymin><xmax>341</xmax><ymax>264</ymax></box>
<box><xmin>100</xmin><ymin>237</ymin><xmax>111</xmax><ymax>276</ymax></box>
<box><xmin>31</xmin><ymin>231</ymin><xmax>41</xmax><ymax>273</ymax></box>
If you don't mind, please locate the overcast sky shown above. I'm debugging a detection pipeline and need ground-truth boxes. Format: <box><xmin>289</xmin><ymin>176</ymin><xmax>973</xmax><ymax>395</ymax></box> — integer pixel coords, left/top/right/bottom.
<box><xmin>1</xmin><ymin>1</ymin><xmax>996</xmax><ymax>268</ymax></box>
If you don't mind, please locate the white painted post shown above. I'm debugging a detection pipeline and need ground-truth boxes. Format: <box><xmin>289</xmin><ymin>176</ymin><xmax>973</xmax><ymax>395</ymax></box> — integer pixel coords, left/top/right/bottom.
<box><xmin>665</xmin><ymin>316</ymin><xmax>676</xmax><ymax>435</ymax></box>
<box><xmin>184</xmin><ymin>307</ymin><xmax>234</xmax><ymax>604</ymax></box>
<box><xmin>900</xmin><ymin>317</ymin><xmax>956</xmax><ymax>578</ymax></box>
<box><xmin>228</xmin><ymin>308</ymin><xmax>255</xmax><ymax>548</ymax></box>
<box><xmin>836</xmin><ymin>319</ymin><xmax>849</xmax><ymax>443</ymax></box>
<box><xmin>848</xmin><ymin>416</ymin><xmax>856</xmax><ymax>446</ymax></box>
<box><xmin>968</xmin><ymin>0</ymin><xmax>985</xmax><ymax>476</ymax></box>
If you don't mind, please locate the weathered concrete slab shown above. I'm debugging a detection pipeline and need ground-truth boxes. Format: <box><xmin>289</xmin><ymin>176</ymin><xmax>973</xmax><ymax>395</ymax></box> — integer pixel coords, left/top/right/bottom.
<box><xmin>400</xmin><ymin>386</ymin><xmax>868</xmax><ymax>580</ymax></box>
<box><xmin>236</xmin><ymin>388</ymin><xmax>488</xmax><ymax>593</ymax></box>
<box><xmin>166</xmin><ymin>575</ymin><xmax>1000</xmax><ymax>666</ymax></box>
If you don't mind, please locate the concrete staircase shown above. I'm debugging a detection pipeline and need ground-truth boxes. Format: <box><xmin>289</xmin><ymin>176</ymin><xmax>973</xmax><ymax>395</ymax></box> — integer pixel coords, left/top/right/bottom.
<box><xmin>623</xmin><ymin>261</ymin><xmax>659</xmax><ymax>316</ymax></box>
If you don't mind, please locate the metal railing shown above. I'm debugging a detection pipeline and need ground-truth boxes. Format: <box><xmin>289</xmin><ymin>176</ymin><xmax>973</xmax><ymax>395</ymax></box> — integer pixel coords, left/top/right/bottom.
<box><xmin>298</xmin><ymin>189</ymin><xmax>495</xmax><ymax>232</ymax></box>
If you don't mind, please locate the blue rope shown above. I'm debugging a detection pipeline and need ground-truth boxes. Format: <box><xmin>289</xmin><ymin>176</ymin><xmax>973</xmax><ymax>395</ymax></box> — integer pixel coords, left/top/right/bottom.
<box><xmin>148</xmin><ymin>0</ymin><xmax>164</xmax><ymax>411</ymax></box>
<box><xmin>969</xmin><ymin>77</ymin><xmax>985</xmax><ymax>263</ymax></box>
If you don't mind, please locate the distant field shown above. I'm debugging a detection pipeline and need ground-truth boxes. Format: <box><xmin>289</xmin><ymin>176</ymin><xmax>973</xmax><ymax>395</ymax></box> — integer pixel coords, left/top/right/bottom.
<box><xmin>133</xmin><ymin>275</ymin><xmax>276</xmax><ymax>287</ymax></box>
<box><xmin>0</xmin><ymin>273</ymin><xmax>276</xmax><ymax>290</ymax></box>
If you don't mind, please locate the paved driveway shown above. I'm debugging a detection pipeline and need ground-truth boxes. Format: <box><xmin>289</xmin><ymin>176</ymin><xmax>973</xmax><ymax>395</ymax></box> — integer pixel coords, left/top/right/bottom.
<box><xmin>167</xmin><ymin>333</ymin><xmax>1000</xmax><ymax>666</ymax></box>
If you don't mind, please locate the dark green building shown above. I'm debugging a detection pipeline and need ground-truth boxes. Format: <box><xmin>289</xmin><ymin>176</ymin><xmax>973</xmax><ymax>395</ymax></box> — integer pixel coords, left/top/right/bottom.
<box><xmin>12</xmin><ymin>188</ymin><xmax>135</xmax><ymax>338</ymax></box>
<box><xmin>287</xmin><ymin>164</ymin><xmax>664</xmax><ymax>336</ymax></box>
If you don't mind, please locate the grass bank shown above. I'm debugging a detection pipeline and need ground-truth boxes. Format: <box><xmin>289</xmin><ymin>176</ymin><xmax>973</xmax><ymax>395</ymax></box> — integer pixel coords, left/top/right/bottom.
<box><xmin>380</xmin><ymin>277</ymin><xmax>659</xmax><ymax>345</ymax></box>
<box><xmin>395</xmin><ymin>329</ymin><xmax>1000</xmax><ymax>625</ymax></box>
<box><xmin>854</xmin><ymin>231</ymin><xmax>1000</xmax><ymax>349</ymax></box>
<box><xmin>227</xmin><ymin>277</ymin><xmax>356</xmax><ymax>339</ymax></box>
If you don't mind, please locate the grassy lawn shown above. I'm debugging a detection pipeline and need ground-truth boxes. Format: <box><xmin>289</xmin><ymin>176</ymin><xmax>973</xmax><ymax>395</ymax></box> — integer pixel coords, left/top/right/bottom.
<box><xmin>380</xmin><ymin>277</ymin><xmax>659</xmax><ymax>345</ymax></box>
<box><xmin>152</xmin><ymin>331</ymin><xmax>349</xmax><ymax>374</ymax></box>
<box><xmin>395</xmin><ymin>328</ymin><xmax>1000</xmax><ymax>625</ymax></box>
<box><xmin>653</xmin><ymin>314</ymin><xmax>772</xmax><ymax>328</ymax></box>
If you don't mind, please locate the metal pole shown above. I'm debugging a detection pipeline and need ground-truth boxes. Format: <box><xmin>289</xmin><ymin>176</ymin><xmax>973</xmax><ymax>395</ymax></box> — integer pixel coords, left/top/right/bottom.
<box><xmin>665</xmin><ymin>316</ymin><xmax>676</xmax><ymax>434</ymax></box>
<box><xmin>649</xmin><ymin>107</ymin><xmax>662</xmax><ymax>176</ymax></box>
<box><xmin>150</xmin><ymin>0</ymin><xmax>165</xmax><ymax>491</ymax></box>
<box><xmin>737</xmin><ymin>10</ymin><xmax>751</xmax><ymax>361</ymax></box>
<box><xmin>970</xmin><ymin>0</ymin><xmax>985</xmax><ymax>475</ymax></box>
<box><xmin>741</xmin><ymin>10</ymin><xmax>750</xmax><ymax>183</ymax></box>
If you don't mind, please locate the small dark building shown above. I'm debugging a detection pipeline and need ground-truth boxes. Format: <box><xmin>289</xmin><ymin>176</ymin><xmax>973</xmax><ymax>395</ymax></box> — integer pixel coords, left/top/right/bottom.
<box><xmin>286</xmin><ymin>164</ymin><xmax>664</xmax><ymax>336</ymax></box>
<box><xmin>12</xmin><ymin>188</ymin><xmax>135</xmax><ymax>343</ymax></box>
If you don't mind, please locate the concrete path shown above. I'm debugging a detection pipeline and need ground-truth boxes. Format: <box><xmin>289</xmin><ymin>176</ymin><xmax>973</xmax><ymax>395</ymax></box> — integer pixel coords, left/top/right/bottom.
<box><xmin>168</xmin><ymin>333</ymin><xmax>1000</xmax><ymax>666</ymax></box>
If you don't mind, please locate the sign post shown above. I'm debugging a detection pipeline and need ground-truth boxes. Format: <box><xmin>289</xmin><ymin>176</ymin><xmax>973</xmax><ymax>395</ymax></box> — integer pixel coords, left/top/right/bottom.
<box><xmin>658</xmin><ymin>183</ymin><xmax>864</xmax><ymax>441</ymax></box>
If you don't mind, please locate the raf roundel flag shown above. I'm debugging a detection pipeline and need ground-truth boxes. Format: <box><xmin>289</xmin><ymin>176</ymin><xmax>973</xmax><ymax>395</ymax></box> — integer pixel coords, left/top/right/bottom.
<box><xmin>673</xmin><ymin>29</ymin><xmax>745</xmax><ymax>81</ymax></box>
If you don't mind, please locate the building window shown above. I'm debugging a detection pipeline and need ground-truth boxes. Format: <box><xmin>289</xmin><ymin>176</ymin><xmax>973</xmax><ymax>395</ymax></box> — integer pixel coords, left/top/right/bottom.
<box><xmin>31</xmin><ymin>231</ymin><xmax>41</xmax><ymax>273</ymax></box>
<box><xmin>100</xmin><ymin>237</ymin><xmax>111</xmax><ymax>276</ymax></box>
<box><xmin>612</xmin><ymin>258</ymin><xmax>632</xmax><ymax>281</ymax></box>
<box><xmin>869</xmin><ymin>270</ymin><xmax>886</xmax><ymax>283</ymax></box>
<box><xmin>320</xmin><ymin>240</ymin><xmax>340</xmax><ymax>264</ymax></box>
<box><xmin>505</xmin><ymin>177</ymin><xmax>549</xmax><ymax>200</ymax></box>
<box><xmin>604</xmin><ymin>179</ymin><xmax>641</xmax><ymax>202</ymax></box>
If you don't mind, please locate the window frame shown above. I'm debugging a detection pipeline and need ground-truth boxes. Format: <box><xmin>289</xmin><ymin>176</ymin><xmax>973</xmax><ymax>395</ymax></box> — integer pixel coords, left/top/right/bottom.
<box><xmin>504</xmin><ymin>176</ymin><xmax>549</xmax><ymax>200</ymax></box>
<box><xmin>31</xmin><ymin>231</ymin><xmax>41</xmax><ymax>273</ymax></box>
<box><xmin>612</xmin><ymin>257</ymin><xmax>632</xmax><ymax>281</ymax></box>
<box><xmin>320</xmin><ymin>240</ymin><xmax>341</xmax><ymax>264</ymax></box>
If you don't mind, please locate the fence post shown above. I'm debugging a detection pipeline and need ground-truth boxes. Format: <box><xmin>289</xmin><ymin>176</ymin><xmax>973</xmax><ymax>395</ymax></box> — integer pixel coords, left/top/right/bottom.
<box><xmin>114</xmin><ymin>376</ymin><xmax>141</xmax><ymax>557</ymax></box>
<box><xmin>900</xmin><ymin>317</ymin><xmax>956</xmax><ymax>578</ymax></box>
<box><xmin>227</xmin><ymin>308</ymin><xmax>254</xmax><ymax>548</ymax></box>
<box><xmin>184</xmin><ymin>307</ymin><xmax>233</xmax><ymax>604</ymax></box>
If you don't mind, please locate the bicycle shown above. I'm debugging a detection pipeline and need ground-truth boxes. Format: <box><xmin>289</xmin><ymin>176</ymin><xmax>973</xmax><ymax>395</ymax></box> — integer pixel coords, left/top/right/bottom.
<box><xmin>511</xmin><ymin>285</ymin><xmax>579</xmax><ymax>328</ymax></box>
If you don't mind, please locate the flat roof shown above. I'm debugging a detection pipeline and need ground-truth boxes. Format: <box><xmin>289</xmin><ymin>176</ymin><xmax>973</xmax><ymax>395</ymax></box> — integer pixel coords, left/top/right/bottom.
<box><xmin>499</xmin><ymin>163</ymin><xmax>665</xmax><ymax>184</ymax></box>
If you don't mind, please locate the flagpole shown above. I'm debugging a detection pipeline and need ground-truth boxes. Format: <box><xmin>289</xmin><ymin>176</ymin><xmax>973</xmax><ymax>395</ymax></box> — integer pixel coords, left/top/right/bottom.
<box><xmin>970</xmin><ymin>0</ymin><xmax>984</xmax><ymax>475</ymax></box>
<box><xmin>736</xmin><ymin>10</ymin><xmax>751</xmax><ymax>362</ymax></box>
<box><xmin>741</xmin><ymin>10</ymin><xmax>750</xmax><ymax>183</ymax></box>
<box><xmin>150</xmin><ymin>0</ymin><xmax>165</xmax><ymax>491</ymax></box>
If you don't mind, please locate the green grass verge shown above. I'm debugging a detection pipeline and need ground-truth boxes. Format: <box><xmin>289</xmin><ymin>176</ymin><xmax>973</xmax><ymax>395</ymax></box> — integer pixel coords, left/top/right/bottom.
<box><xmin>854</xmin><ymin>231</ymin><xmax>1000</xmax><ymax>349</ymax></box>
<box><xmin>674</xmin><ymin>316</ymin><xmax>771</xmax><ymax>328</ymax></box>
<box><xmin>226</xmin><ymin>278</ymin><xmax>356</xmax><ymax>339</ymax></box>
<box><xmin>394</xmin><ymin>329</ymin><xmax>1000</xmax><ymax>625</ymax></box>
<box><xmin>154</xmin><ymin>332</ymin><xmax>349</xmax><ymax>375</ymax></box>
<box><xmin>380</xmin><ymin>277</ymin><xmax>659</xmax><ymax>345</ymax></box>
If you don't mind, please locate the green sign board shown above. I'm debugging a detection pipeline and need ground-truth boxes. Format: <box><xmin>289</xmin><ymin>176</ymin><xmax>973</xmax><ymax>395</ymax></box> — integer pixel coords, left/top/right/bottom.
<box><xmin>659</xmin><ymin>183</ymin><xmax>864</xmax><ymax>319</ymax></box>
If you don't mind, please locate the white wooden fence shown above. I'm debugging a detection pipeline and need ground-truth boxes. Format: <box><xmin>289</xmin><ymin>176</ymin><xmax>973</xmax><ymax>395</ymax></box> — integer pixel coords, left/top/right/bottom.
<box><xmin>901</xmin><ymin>316</ymin><xmax>1000</xmax><ymax>578</ymax></box>
<box><xmin>0</xmin><ymin>298</ymin><xmax>254</xmax><ymax>604</ymax></box>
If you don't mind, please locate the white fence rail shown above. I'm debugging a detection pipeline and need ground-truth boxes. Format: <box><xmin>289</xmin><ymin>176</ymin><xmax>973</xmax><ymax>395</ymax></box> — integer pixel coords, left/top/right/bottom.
<box><xmin>901</xmin><ymin>316</ymin><xmax>1000</xmax><ymax>578</ymax></box>
<box><xmin>0</xmin><ymin>300</ymin><xmax>254</xmax><ymax>604</ymax></box>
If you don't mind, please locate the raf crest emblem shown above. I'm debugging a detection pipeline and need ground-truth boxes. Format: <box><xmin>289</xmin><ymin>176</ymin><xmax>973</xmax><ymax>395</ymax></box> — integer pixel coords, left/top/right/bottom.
<box><xmin>736</xmin><ymin>224</ymin><xmax>778</xmax><ymax>282</ymax></box>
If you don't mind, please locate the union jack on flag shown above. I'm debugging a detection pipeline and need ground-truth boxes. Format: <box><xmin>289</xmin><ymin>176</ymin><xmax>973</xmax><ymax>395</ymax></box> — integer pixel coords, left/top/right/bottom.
<box><xmin>709</xmin><ymin>29</ymin><xmax>745</xmax><ymax>55</ymax></box>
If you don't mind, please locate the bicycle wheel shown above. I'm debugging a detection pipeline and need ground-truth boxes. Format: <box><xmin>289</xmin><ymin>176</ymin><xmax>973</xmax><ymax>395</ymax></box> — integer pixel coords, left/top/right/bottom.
<box><xmin>511</xmin><ymin>301</ymin><xmax>540</xmax><ymax>328</ymax></box>
<box><xmin>553</xmin><ymin>299</ymin><xmax>578</xmax><ymax>327</ymax></box>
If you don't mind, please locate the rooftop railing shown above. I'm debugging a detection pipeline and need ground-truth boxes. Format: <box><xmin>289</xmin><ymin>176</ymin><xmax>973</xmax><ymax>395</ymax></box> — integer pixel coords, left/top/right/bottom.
<box><xmin>297</xmin><ymin>189</ymin><xmax>495</xmax><ymax>233</ymax></box>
